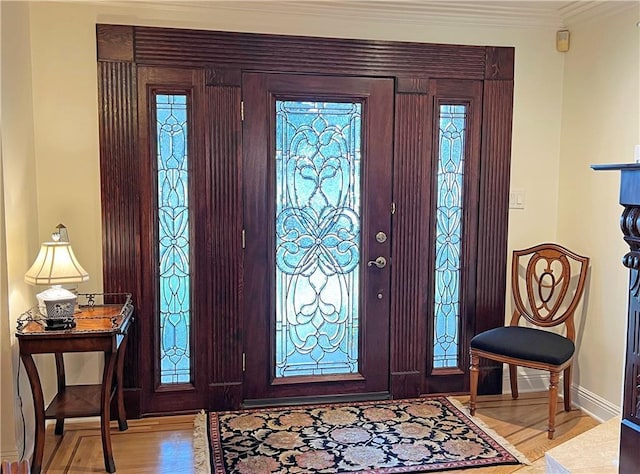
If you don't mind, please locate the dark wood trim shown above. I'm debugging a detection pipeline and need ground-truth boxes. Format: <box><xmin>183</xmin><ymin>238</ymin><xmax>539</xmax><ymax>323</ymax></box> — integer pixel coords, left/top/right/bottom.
<box><xmin>97</xmin><ymin>61</ymin><xmax>140</xmax><ymax>399</ymax></box>
<box><xmin>96</xmin><ymin>25</ymin><xmax>134</xmax><ymax>62</ymax></box>
<box><xmin>484</xmin><ymin>46</ymin><xmax>515</xmax><ymax>80</ymax></box>
<box><xmin>208</xmin><ymin>383</ymin><xmax>243</xmax><ymax>411</ymax></box>
<box><xmin>206</xmin><ymin>68</ymin><xmax>242</xmax><ymax>87</ymax></box>
<box><xmin>122</xmin><ymin>388</ymin><xmax>141</xmax><ymax>419</ymax></box>
<box><xmin>206</xmin><ymin>85</ymin><xmax>243</xmax><ymax>410</ymax></box>
<box><xmin>126</xmin><ymin>26</ymin><xmax>492</xmax><ymax>79</ymax></box>
<box><xmin>190</xmin><ymin>70</ymin><xmax>211</xmax><ymax>412</ymax></box>
<box><xmin>390</xmin><ymin>92</ymin><xmax>432</xmax><ymax>399</ymax></box>
<box><xmin>476</xmin><ymin>79</ymin><xmax>514</xmax><ymax>394</ymax></box>
<box><xmin>621</xmin><ymin>420</ymin><xmax>640</xmax><ymax>473</ymax></box>
<box><xmin>396</xmin><ymin>78</ymin><xmax>431</xmax><ymax>94</ymax></box>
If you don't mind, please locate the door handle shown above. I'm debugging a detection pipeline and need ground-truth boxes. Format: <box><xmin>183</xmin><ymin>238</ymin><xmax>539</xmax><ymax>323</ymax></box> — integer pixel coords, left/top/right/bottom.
<box><xmin>367</xmin><ymin>256</ymin><xmax>387</xmax><ymax>269</ymax></box>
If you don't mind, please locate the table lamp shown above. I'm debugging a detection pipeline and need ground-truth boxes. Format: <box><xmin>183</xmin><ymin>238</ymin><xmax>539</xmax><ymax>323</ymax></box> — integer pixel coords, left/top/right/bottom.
<box><xmin>24</xmin><ymin>224</ymin><xmax>89</xmax><ymax>329</ymax></box>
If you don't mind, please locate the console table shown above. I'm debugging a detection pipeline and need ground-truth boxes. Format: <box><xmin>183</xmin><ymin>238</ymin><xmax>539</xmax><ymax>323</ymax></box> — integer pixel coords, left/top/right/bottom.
<box><xmin>16</xmin><ymin>293</ymin><xmax>133</xmax><ymax>474</ymax></box>
<box><xmin>592</xmin><ymin>163</ymin><xmax>640</xmax><ymax>473</ymax></box>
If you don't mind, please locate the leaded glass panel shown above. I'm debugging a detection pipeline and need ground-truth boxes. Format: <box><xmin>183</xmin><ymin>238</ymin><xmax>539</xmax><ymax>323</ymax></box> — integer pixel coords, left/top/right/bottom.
<box><xmin>156</xmin><ymin>94</ymin><xmax>191</xmax><ymax>384</ymax></box>
<box><xmin>275</xmin><ymin>100</ymin><xmax>361</xmax><ymax>378</ymax></box>
<box><xmin>433</xmin><ymin>104</ymin><xmax>466</xmax><ymax>369</ymax></box>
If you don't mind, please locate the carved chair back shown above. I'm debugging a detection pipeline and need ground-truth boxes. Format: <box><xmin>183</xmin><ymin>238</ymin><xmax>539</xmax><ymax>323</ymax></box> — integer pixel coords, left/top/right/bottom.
<box><xmin>510</xmin><ymin>243</ymin><xmax>589</xmax><ymax>342</ymax></box>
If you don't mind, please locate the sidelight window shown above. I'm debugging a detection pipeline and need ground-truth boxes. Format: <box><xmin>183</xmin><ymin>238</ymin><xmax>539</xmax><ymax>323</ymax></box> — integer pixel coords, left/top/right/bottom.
<box><xmin>156</xmin><ymin>94</ymin><xmax>191</xmax><ymax>384</ymax></box>
<box><xmin>433</xmin><ymin>104</ymin><xmax>466</xmax><ymax>369</ymax></box>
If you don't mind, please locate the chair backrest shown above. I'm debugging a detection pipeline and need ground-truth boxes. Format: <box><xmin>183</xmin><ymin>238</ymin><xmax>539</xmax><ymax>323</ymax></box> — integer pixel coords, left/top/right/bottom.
<box><xmin>510</xmin><ymin>243</ymin><xmax>589</xmax><ymax>342</ymax></box>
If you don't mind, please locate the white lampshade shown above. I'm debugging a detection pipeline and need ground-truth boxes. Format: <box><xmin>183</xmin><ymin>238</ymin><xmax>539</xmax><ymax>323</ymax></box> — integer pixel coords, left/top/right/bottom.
<box><xmin>25</xmin><ymin>230</ymin><xmax>89</xmax><ymax>327</ymax></box>
<box><xmin>24</xmin><ymin>241</ymin><xmax>89</xmax><ymax>286</ymax></box>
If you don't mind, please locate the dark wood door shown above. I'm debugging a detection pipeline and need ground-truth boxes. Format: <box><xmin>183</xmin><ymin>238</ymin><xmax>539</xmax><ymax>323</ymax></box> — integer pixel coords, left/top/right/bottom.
<box><xmin>242</xmin><ymin>73</ymin><xmax>394</xmax><ymax>403</ymax></box>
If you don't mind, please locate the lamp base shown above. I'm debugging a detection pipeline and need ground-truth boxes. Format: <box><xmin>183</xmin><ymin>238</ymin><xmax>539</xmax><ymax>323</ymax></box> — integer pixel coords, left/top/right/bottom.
<box><xmin>37</xmin><ymin>286</ymin><xmax>78</xmax><ymax>331</ymax></box>
<box><xmin>44</xmin><ymin>317</ymin><xmax>76</xmax><ymax>331</ymax></box>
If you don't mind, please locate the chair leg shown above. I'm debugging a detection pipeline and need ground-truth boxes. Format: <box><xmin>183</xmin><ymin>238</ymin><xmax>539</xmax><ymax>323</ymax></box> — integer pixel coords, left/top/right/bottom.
<box><xmin>469</xmin><ymin>352</ymin><xmax>479</xmax><ymax>415</ymax></box>
<box><xmin>509</xmin><ymin>364</ymin><xmax>519</xmax><ymax>399</ymax></box>
<box><xmin>548</xmin><ymin>371</ymin><xmax>560</xmax><ymax>439</ymax></box>
<box><xmin>563</xmin><ymin>365</ymin><xmax>572</xmax><ymax>411</ymax></box>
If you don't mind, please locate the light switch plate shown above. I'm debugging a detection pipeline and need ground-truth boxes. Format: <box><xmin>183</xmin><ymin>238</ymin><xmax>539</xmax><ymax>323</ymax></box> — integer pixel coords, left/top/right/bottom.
<box><xmin>509</xmin><ymin>189</ymin><xmax>526</xmax><ymax>209</ymax></box>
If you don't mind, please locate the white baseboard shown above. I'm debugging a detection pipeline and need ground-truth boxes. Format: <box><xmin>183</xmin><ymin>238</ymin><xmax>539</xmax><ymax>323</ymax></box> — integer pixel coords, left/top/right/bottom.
<box><xmin>503</xmin><ymin>371</ymin><xmax>620</xmax><ymax>422</ymax></box>
<box><xmin>570</xmin><ymin>384</ymin><xmax>620</xmax><ymax>422</ymax></box>
<box><xmin>502</xmin><ymin>370</ymin><xmax>549</xmax><ymax>393</ymax></box>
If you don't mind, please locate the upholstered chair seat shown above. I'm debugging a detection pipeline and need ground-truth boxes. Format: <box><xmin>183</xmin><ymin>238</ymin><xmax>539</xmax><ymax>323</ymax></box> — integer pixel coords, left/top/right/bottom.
<box><xmin>471</xmin><ymin>327</ymin><xmax>575</xmax><ymax>366</ymax></box>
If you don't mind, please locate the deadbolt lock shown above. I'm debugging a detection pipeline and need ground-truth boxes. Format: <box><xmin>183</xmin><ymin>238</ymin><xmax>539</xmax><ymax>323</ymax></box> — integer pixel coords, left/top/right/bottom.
<box><xmin>375</xmin><ymin>231</ymin><xmax>387</xmax><ymax>243</ymax></box>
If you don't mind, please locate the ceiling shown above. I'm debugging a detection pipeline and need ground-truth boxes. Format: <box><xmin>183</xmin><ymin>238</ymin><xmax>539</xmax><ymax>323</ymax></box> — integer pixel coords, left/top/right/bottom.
<box><xmin>113</xmin><ymin>1</ymin><xmax>638</xmax><ymax>30</ymax></box>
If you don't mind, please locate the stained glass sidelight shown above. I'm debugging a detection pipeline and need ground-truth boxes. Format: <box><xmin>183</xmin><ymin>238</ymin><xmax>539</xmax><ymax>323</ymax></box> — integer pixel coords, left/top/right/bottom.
<box><xmin>275</xmin><ymin>101</ymin><xmax>362</xmax><ymax>378</ymax></box>
<box><xmin>433</xmin><ymin>104</ymin><xmax>466</xmax><ymax>369</ymax></box>
<box><xmin>156</xmin><ymin>94</ymin><xmax>191</xmax><ymax>384</ymax></box>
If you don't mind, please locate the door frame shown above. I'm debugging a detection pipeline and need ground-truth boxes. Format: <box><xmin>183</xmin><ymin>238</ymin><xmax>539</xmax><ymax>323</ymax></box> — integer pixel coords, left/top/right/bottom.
<box><xmin>96</xmin><ymin>24</ymin><xmax>514</xmax><ymax>415</ymax></box>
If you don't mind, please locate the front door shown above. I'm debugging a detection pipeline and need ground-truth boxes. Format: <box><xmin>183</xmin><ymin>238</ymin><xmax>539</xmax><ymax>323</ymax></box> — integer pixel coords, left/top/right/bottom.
<box><xmin>242</xmin><ymin>73</ymin><xmax>394</xmax><ymax>403</ymax></box>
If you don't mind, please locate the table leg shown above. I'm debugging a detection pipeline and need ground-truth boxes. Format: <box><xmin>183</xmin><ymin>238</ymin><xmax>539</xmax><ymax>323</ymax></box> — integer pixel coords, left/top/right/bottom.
<box><xmin>54</xmin><ymin>353</ymin><xmax>65</xmax><ymax>435</ymax></box>
<box><xmin>115</xmin><ymin>333</ymin><xmax>129</xmax><ymax>431</ymax></box>
<box><xmin>101</xmin><ymin>350</ymin><xmax>117</xmax><ymax>473</ymax></box>
<box><xmin>20</xmin><ymin>354</ymin><xmax>44</xmax><ymax>474</ymax></box>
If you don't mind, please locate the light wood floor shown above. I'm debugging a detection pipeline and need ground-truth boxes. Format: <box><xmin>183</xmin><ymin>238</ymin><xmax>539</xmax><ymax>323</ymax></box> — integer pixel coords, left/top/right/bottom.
<box><xmin>39</xmin><ymin>392</ymin><xmax>600</xmax><ymax>473</ymax></box>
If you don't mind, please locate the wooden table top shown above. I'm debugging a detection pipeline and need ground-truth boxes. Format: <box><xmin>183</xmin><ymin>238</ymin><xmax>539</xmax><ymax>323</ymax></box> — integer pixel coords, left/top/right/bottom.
<box><xmin>16</xmin><ymin>293</ymin><xmax>133</xmax><ymax>336</ymax></box>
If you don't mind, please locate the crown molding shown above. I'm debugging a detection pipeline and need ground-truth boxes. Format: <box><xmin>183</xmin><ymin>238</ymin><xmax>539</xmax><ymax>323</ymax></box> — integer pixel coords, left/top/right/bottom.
<box><xmin>87</xmin><ymin>1</ymin><xmax>639</xmax><ymax>30</ymax></box>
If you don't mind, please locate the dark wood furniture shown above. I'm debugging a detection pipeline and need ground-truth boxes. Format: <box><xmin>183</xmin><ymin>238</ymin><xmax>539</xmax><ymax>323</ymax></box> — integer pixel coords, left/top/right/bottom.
<box><xmin>469</xmin><ymin>243</ymin><xmax>589</xmax><ymax>439</ymax></box>
<box><xmin>16</xmin><ymin>293</ymin><xmax>133</xmax><ymax>474</ymax></box>
<box><xmin>592</xmin><ymin>163</ymin><xmax>640</xmax><ymax>473</ymax></box>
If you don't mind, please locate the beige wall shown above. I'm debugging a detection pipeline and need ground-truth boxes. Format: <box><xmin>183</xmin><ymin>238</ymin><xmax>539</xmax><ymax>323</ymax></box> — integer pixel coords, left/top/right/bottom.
<box><xmin>1</xmin><ymin>1</ymin><xmax>39</xmax><ymax>460</ymax></box>
<box><xmin>1</xmin><ymin>0</ymin><xmax>634</xmax><ymax>457</ymax></box>
<box><xmin>558</xmin><ymin>8</ymin><xmax>640</xmax><ymax>413</ymax></box>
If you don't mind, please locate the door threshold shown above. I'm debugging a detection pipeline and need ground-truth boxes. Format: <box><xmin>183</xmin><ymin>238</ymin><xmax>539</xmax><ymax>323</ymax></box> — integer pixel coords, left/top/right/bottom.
<box><xmin>242</xmin><ymin>391</ymin><xmax>391</xmax><ymax>409</ymax></box>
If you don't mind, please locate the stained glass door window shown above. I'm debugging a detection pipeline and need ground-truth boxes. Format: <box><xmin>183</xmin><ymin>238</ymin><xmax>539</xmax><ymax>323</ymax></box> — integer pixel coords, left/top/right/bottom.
<box><xmin>156</xmin><ymin>94</ymin><xmax>191</xmax><ymax>384</ymax></box>
<box><xmin>433</xmin><ymin>104</ymin><xmax>466</xmax><ymax>369</ymax></box>
<box><xmin>274</xmin><ymin>100</ymin><xmax>362</xmax><ymax>378</ymax></box>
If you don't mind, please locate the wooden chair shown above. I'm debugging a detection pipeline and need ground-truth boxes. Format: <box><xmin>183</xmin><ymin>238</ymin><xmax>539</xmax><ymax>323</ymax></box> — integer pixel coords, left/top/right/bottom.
<box><xmin>0</xmin><ymin>460</ymin><xmax>29</xmax><ymax>474</ymax></box>
<box><xmin>469</xmin><ymin>243</ymin><xmax>589</xmax><ymax>439</ymax></box>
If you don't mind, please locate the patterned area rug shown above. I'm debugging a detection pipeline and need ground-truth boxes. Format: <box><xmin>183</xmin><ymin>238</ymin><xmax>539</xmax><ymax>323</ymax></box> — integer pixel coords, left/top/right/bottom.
<box><xmin>193</xmin><ymin>397</ymin><xmax>529</xmax><ymax>473</ymax></box>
